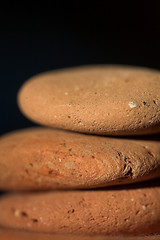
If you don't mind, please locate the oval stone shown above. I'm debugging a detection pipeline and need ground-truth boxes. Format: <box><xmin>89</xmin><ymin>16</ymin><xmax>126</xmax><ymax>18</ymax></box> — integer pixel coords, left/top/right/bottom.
<box><xmin>0</xmin><ymin>183</ymin><xmax>160</xmax><ymax>235</ymax></box>
<box><xmin>18</xmin><ymin>65</ymin><xmax>160</xmax><ymax>135</ymax></box>
<box><xmin>0</xmin><ymin>127</ymin><xmax>160</xmax><ymax>191</ymax></box>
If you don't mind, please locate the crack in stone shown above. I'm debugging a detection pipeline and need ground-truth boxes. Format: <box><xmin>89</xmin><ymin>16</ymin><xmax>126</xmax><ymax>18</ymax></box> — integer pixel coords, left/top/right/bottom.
<box><xmin>118</xmin><ymin>152</ymin><xmax>133</xmax><ymax>177</ymax></box>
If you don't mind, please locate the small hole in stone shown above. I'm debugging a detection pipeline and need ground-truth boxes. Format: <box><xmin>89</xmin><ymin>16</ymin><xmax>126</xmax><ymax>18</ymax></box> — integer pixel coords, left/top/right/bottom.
<box><xmin>124</xmin><ymin>218</ymin><xmax>129</xmax><ymax>222</ymax></box>
<box><xmin>32</xmin><ymin>219</ymin><xmax>38</xmax><ymax>222</ymax></box>
<box><xmin>48</xmin><ymin>170</ymin><xmax>53</xmax><ymax>174</ymax></box>
<box><xmin>21</xmin><ymin>212</ymin><xmax>28</xmax><ymax>217</ymax></box>
<box><xmin>143</xmin><ymin>101</ymin><xmax>147</xmax><ymax>105</ymax></box>
<box><xmin>67</xmin><ymin>209</ymin><xmax>75</xmax><ymax>213</ymax></box>
<box><xmin>147</xmin><ymin>150</ymin><xmax>155</xmax><ymax>157</ymax></box>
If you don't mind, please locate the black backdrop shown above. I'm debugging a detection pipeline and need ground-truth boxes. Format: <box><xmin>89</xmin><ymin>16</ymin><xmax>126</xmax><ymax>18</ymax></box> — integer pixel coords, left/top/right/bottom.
<box><xmin>0</xmin><ymin>1</ymin><xmax>160</xmax><ymax>135</ymax></box>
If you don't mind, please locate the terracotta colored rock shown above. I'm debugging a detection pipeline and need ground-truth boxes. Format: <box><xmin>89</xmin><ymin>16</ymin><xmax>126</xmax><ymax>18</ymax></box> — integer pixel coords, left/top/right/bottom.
<box><xmin>0</xmin><ymin>183</ymin><xmax>160</xmax><ymax>235</ymax></box>
<box><xmin>18</xmin><ymin>65</ymin><xmax>160</xmax><ymax>136</ymax></box>
<box><xmin>0</xmin><ymin>228</ymin><xmax>160</xmax><ymax>240</ymax></box>
<box><xmin>0</xmin><ymin>128</ymin><xmax>160</xmax><ymax>191</ymax></box>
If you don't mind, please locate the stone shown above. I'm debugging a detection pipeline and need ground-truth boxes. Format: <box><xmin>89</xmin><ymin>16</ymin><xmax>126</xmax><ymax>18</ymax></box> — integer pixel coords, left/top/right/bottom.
<box><xmin>0</xmin><ymin>127</ymin><xmax>160</xmax><ymax>191</ymax></box>
<box><xmin>0</xmin><ymin>182</ymin><xmax>160</xmax><ymax>235</ymax></box>
<box><xmin>18</xmin><ymin>65</ymin><xmax>160</xmax><ymax>135</ymax></box>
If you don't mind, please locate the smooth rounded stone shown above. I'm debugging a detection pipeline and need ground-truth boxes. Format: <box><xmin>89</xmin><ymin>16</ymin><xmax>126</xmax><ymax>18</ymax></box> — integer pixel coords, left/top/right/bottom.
<box><xmin>0</xmin><ymin>229</ymin><xmax>160</xmax><ymax>240</ymax></box>
<box><xmin>0</xmin><ymin>183</ymin><xmax>160</xmax><ymax>235</ymax></box>
<box><xmin>18</xmin><ymin>65</ymin><xmax>160</xmax><ymax>136</ymax></box>
<box><xmin>0</xmin><ymin>127</ymin><xmax>160</xmax><ymax>191</ymax></box>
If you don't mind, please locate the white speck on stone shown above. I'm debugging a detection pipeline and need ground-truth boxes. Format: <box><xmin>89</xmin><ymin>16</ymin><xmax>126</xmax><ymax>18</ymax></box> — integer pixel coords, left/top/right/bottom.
<box><xmin>54</xmin><ymin>115</ymin><xmax>57</xmax><ymax>118</ymax></box>
<box><xmin>39</xmin><ymin>217</ymin><xmax>47</xmax><ymax>225</ymax></box>
<box><xmin>142</xmin><ymin>205</ymin><xmax>146</xmax><ymax>210</ymax></box>
<box><xmin>149</xmin><ymin>120</ymin><xmax>154</xmax><ymax>123</ymax></box>
<box><xmin>131</xmin><ymin>198</ymin><xmax>134</xmax><ymax>202</ymax></box>
<box><xmin>59</xmin><ymin>158</ymin><xmax>62</xmax><ymax>162</ymax></box>
<box><xmin>67</xmin><ymin>103</ymin><xmax>71</xmax><ymax>107</ymax></box>
<box><xmin>64</xmin><ymin>92</ymin><xmax>68</xmax><ymax>95</ymax></box>
<box><xmin>64</xmin><ymin>162</ymin><xmax>75</xmax><ymax>169</ymax></box>
<box><xmin>129</xmin><ymin>102</ymin><xmax>138</xmax><ymax>108</ymax></box>
<box><xmin>126</xmin><ymin>114</ymin><xmax>130</xmax><ymax>117</ymax></box>
<box><xmin>14</xmin><ymin>209</ymin><xmax>20</xmax><ymax>217</ymax></box>
<box><xmin>33</xmin><ymin>207</ymin><xmax>37</xmax><ymax>211</ymax></box>
<box><xmin>27</xmin><ymin>223</ymin><xmax>32</xmax><ymax>227</ymax></box>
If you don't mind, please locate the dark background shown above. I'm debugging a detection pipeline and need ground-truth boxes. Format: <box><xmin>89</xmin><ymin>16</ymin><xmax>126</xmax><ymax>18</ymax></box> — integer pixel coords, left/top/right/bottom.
<box><xmin>0</xmin><ymin>1</ymin><xmax>160</xmax><ymax>135</ymax></box>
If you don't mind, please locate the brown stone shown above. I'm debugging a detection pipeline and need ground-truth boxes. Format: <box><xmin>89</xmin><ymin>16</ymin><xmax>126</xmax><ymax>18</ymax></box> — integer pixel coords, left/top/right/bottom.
<box><xmin>18</xmin><ymin>65</ymin><xmax>160</xmax><ymax>135</ymax></box>
<box><xmin>0</xmin><ymin>128</ymin><xmax>160</xmax><ymax>191</ymax></box>
<box><xmin>0</xmin><ymin>228</ymin><xmax>160</xmax><ymax>240</ymax></box>
<box><xmin>0</xmin><ymin>183</ymin><xmax>160</xmax><ymax>235</ymax></box>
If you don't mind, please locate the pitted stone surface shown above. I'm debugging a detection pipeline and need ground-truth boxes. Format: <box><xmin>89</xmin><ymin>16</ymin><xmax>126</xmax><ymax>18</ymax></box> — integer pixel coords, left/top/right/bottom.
<box><xmin>0</xmin><ymin>184</ymin><xmax>160</xmax><ymax>235</ymax></box>
<box><xmin>18</xmin><ymin>65</ymin><xmax>160</xmax><ymax>135</ymax></box>
<box><xmin>0</xmin><ymin>127</ymin><xmax>160</xmax><ymax>191</ymax></box>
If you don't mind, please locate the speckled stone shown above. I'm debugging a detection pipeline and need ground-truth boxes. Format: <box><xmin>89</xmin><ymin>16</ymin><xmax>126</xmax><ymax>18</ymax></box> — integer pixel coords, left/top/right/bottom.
<box><xmin>0</xmin><ymin>128</ymin><xmax>160</xmax><ymax>191</ymax></box>
<box><xmin>0</xmin><ymin>183</ymin><xmax>160</xmax><ymax>235</ymax></box>
<box><xmin>0</xmin><ymin>228</ymin><xmax>160</xmax><ymax>240</ymax></box>
<box><xmin>18</xmin><ymin>65</ymin><xmax>160</xmax><ymax>135</ymax></box>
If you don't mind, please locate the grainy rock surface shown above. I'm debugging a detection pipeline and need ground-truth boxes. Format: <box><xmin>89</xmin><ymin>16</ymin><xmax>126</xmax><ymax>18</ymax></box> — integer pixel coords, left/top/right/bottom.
<box><xmin>18</xmin><ymin>65</ymin><xmax>160</xmax><ymax>135</ymax></box>
<box><xmin>0</xmin><ymin>128</ymin><xmax>160</xmax><ymax>191</ymax></box>
<box><xmin>0</xmin><ymin>184</ymin><xmax>160</xmax><ymax>235</ymax></box>
<box><xmin>0</xmin><ymin>228</ymin><xmax>160</xmax><ymax>240</ymax></box>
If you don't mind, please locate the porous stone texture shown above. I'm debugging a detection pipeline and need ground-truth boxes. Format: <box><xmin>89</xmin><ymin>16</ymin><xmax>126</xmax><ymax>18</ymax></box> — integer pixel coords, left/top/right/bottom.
<box><xmin>0</xmin><ymin>184</ymin><xmax>160</xmax><ymax>235</ymax></box>
<box><xmin>18</xmin><ymin>65</ymin><xmax>160</xmax><ymax>135</ymax></box>
<box><xmin>0</xmin><ymin>228</ymin><xmax>160</xmax><ymax>240</ymax></box>
<box><xmin>0</xmin><ymin>128</ymin><xmax>160</xmax><ymax>191</ymax></box>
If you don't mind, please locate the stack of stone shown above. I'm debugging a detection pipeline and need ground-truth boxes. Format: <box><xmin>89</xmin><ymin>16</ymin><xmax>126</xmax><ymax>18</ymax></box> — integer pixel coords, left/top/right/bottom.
<box><xmin>0</xmin><ymin>65</ymin><xmax>160</xmax><ymax>238</ymax></box>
